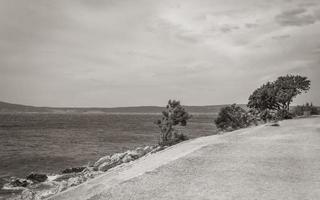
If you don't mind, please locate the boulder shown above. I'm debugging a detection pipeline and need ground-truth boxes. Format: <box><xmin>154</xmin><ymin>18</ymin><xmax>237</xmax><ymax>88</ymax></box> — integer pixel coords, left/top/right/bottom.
<box><xmin>53</xmin><ymin>173</ymin><xmax>78</xmax><ymax>182</ymax></box>
<box><xmin>30</xmin><ymin>182</ymin><xmax>60</xmax><ymax>199</ymax></box>
<box><xmin>93</xmin><ymin>155</ymin><xmax>111</xmax><ymax>168</ymax></box>
<box><xmin>125</xmin><ymin>150</ymin><xmax>139</xmax><ymax>159</ymax></box>
<box><xmin>135</xmin><ymin>147</ymin><xmax>146</xmax><ymax>157</ymax></box>
<box><xmin>26</xmin><ymin>173</ymin><xmax>48</xmax><ymax>183</ymax></box>
<box><xmin>122</xmin><ymin>154</ymin><xmax>134</xmax><ymax>163</ymax></box>
<box><xmin>8</xmin><ymin>178</ymin><xmax>31</xmax><ymax>188</ymax></box>
<box><xmin>150</xmin><ymin>145</ymin><xmax>165</xmax><ymax>153</ymax></box>
<box><xmin>110</xmin><ymin>152</ymin><xmax>127</xmax><ymax>162</ymax></box>
<box><xmin>97</xmin><ymin>161</ymin><xmax>119</xmax><ymax>172</ymax></box>
<box><xmin>61</xmin><ymin>167</ymin><xmax>86</xmax><ymax>174</ymax></box>
<box><xmin>58</xmin><ymin>181</ymin><xmax>68</xmax><ymax>192</ymax></box>
<box><xmin>143</xmin><ymin>146</ymin><xmax>153</xmax><ymax>153</ymax></box>
<box><xmin>20</xmin><ymin>189</ymin><xmax>39</xmax><ymax>200</ymax></box>
<box><xmin>67</xmin><ymin>176</ymin><xmax>86</xmax><ymax>187</ymax></box>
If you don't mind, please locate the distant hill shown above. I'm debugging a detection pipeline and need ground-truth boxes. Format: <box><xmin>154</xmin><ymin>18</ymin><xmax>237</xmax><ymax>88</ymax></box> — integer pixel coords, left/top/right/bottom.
<box><xmin>0</xmin><ymin>101</ymin><xmax>246</xmax><ymax>114</ymax></box>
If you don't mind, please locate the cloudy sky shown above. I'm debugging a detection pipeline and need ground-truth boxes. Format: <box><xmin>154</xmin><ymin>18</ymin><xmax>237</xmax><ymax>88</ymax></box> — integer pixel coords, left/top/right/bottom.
<box><xmin>0</xmin><ymin>0</ymin><xmax>319</xmax><ymax>107</ymax></box>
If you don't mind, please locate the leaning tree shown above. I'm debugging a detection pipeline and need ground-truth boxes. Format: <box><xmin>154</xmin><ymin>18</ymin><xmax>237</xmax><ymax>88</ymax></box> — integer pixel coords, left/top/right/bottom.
<box><xmin>247</xmin><ymin>75</ymin><xmax>310</xmax><ymax>118</ymax></box>
<box><xmin>273</xmin><ymin>75</ymin><xmax>310</xmax><ymax>111</ymax></box>
<box><xmin>155</xmin><ymin>100</ymin><xmax>191</xmax><ymax>145</ymax></box>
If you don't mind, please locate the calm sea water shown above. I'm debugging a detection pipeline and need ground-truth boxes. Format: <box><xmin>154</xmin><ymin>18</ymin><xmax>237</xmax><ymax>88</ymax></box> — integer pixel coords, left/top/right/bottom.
<box><xmin>0</xmin><ymin>113</ymin><xmax>217</xmax><ymax>197</ymax></box>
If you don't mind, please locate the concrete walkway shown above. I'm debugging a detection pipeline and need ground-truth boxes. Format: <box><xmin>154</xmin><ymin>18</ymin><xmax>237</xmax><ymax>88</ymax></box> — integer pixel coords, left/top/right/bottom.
<box><xmin>50</xmin><ymin>117</ymin><xmax>320</xmax><ymax>200</ymax></box>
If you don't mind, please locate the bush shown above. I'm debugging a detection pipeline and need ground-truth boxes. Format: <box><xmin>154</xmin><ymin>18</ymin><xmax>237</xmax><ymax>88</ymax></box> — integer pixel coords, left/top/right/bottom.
<box><xmin>293</xmin><ymin>102</ymin><xmax>319</xmax><ymax>116</ymax></box>
<box><xmin>155</xmin><ymin>100</ymin><xmax>191</xmax><ymax>146</ymax></box>
<box><xmin>214</xmin><ymin>104</ymin><xmax>250</xmax><ymax>131</ymax></box>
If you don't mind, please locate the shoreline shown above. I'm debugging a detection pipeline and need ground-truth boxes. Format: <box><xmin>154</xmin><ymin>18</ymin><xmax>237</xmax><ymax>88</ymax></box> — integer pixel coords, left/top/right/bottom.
<box><xmin>2</xmin><ymin>144</ymin><xmax>166</xmax><ymax>200</ymax></box>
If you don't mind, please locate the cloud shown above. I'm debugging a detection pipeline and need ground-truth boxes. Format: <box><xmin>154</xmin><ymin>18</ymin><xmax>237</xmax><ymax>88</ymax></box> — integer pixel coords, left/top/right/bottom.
<box><xmin>275</xmin><ymin>8</ymin><xmax>317</xmax><ymax>26</ymax></box>
<box><xmin>245</xmin><ymin>23</ymin><xmax>259</xmax><ymax>29</ymax></box>
<box><xmin>272</xmin><ymin>34</ymin><xmax>291</xmax><ymax>40</ymax></box>
<box><xmin>0</xmin><ymin>0</ymin><xmax>320</xmax><ymax>106</ymax></box>
<box><xmin>220</xmin><ymin>25</ymin><xmax>239</xmax><ymax>33</ymax></box>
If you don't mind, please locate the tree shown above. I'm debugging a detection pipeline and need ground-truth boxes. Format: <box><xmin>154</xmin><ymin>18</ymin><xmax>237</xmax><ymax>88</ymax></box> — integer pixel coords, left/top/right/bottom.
<box><xmin>214</xmin><ymin>104</ymin><xmax>251</xmax><ymax>131</ymax></box>
<box><xmin>274</xmin><ymin>75</ymin><xmax>310</xmax><ymax>111</ymax></box>
<box><xmin>155</xmin><ymin>100</ymin><xmax>191</xmax><ymax>145</ymax></box>
<box><xmin>248</xmin><ymin>75</ymin><xmax>310</xmax><ymax>113</ymax></box>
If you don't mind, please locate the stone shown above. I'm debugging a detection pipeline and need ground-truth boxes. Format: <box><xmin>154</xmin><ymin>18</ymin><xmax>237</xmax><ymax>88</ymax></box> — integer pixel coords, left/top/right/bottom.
<box><xmin>122</xmin><ymin>154</ymin><xmax>134</xmax><ymax>163</ymax></box>
<box><xmin>53</xmin><ymin>173</ymin><xmax>78</xmax><ymax>182</ymax></box>
<box><xmin>67</xmin><ymin>176</ymin><xmax>85</xmax><ymax>187</ymax></box>
<box><xmin>58</xmin><ymin>181</ymin><xmax>68</xmax><ymax>192</ymax></box>
<box><xmin>61</xmin><ymin>167</ymin><xmax>86</xmax><ymax>174</ymax></box>
<box><xmin>20</xmin><ymin>189</ymin><xmax>39</xmax><ymax>200</ymax></box>
<box><xmin>143</xmin><ymin>146</ymin><xmax>153</xmax><ymax>153</ymax></box>
<box><xmin>135</xmin><ymin>147</ymin><xmax>147</xmax><ymax>157</ymax></box>
<box><xmin>9</xmin><ymin>178</ymin><xmax>30</xmax><ymax>187</ymax></box>
<box><xmin>97</xmin><ymin>161</ymin><xmax>119</xmax><ymax>172</ymax></box>
<box><xmin>93</xmin><ymin>155</ymin><xmax>111</xmax><ymax>168</ymax></box>
<box><xmin>110</xmin><ymin>152</ymin><xmax>127</xmax><ymax>162</ymax></box>
<box><xmin>125</xmin><ymin>150</ymin><xmax>139</xmax><ymax>159</ymax></box>
<box><xmin>31</xmin><ymin>182</ymin><xmax>60</xmax><ymax>199</ymax></box>
<box><xmin>26</xmin><ymin>173</ymin><xmax>48</xmax><ymax>183</ymax></box>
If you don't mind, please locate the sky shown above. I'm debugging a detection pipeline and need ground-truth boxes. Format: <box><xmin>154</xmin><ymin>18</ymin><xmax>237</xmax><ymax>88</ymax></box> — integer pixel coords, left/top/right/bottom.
<box><xmin>0</xmin><ymin>0</ymin><xmax>319</xmax><ymax>107</ymax></box>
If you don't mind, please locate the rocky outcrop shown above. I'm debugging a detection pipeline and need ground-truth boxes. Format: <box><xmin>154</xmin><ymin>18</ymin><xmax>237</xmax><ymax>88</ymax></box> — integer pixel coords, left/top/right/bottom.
<box><xmin>61</xmin><ymin>167</ymin><xmax>86</xmax><ymax>174</ymax></box>
<box><xmin>4</xmin><ymin>145</ymin><xmax>165</xmax><ymax>200</ymax></box>
<box><xmin>26</xmin><ymin>173</ymin><xmax>48</xmax><ymax>183</ymax></box>
<box><xmin>92</xmin><ymin>145</ymin><xmax>159</xmax><ymax>172</ymax></box>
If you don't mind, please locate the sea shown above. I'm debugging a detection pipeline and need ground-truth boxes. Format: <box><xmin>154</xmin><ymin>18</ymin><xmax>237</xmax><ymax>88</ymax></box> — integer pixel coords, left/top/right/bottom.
<box><xmin>0</xmin><ymin>112</ymin><xmax>217</xmax><ymax>198</ymax></box>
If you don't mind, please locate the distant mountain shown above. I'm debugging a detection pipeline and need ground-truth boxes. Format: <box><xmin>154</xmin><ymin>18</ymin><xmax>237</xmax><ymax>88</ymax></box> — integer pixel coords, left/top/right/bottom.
<box><xmin>0</xmin><ymin>101</ymin><xmax>245</xmax><ymax>114</ymax></box>
<box><xmin>0</xmin><ymin>101</ymin><xmax>51</xmax><ymax>112</ymax></box>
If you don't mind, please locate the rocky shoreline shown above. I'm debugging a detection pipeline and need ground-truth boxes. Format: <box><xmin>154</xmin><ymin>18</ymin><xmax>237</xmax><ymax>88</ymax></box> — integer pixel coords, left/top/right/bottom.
<box><xmin>3</xmin><ymin>145</ymin><xmax>165</xmax><ymax>200</ymax></box>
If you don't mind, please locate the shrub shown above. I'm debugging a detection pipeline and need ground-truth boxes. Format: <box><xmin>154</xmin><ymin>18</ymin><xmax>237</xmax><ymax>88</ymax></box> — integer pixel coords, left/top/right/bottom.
<box><xmin>259</xmin><ymin>109</ymin><xmax>276</xmax><ymax>122</ymax></box>
<box><xmin>155</xmin><ymin>100</ymin><xmax>191</xmax><ymax>146</ymax></box>
<box><xmin>293</xmin><ymin>102</ymin><xmax>319</xmax><ymax>116</ymax></box>
<box><xmin>214</xmin><ymin>104</ymin><xmax>250</xmax><ymax>131</ymax></box>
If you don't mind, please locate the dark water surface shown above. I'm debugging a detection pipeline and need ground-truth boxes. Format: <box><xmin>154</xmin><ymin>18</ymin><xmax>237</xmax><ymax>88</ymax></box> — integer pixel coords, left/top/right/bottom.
<box><xmin>0</xmin><ymin>113</ymin><xmax>217</xmax><ymax>195</ymax></box>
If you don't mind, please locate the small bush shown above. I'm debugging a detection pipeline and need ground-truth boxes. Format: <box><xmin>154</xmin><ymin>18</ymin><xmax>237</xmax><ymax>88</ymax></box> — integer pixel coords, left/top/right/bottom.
<box><xmin>214</xmin><ymin>104</ymin><xmax>250</xmax><ymax>131</ymax></box>
<box><xmin>293</xmin><ymin>102</ymin><xmax>319</xmax><ymax>116</ymax></box>
<box><xmin>155</xmin><ymin>100</ymin><xmax>191</xmax><ymax>146</ymax></box>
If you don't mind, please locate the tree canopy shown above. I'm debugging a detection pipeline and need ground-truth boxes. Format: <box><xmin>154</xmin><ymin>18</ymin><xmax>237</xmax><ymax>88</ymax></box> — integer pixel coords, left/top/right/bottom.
<box><xmin>248</xmin><ymin>75</ymin><xmax>310</xmax><ymax>112</ymax></box>
<box><xmin>155</xmin><ymin>100</ymin><xmax>191</xmax><ymax>145</ymax></box>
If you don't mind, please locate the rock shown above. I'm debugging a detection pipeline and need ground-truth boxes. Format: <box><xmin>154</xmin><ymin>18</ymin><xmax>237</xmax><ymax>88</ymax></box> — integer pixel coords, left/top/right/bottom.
<box><xmin>150</xmin><ymin>145</ymin><xmax>164</xmax><ymax>153</ymax></box>
<box><xmin>143</xmin><ymin>146</ymin><xmax>153</xmax><ymax>153</ymax></box>
<box><xmin>270</xmin><ymin>123</ymin><xmax>280</xmax><ymax>127</ymax></box>
<box><xmin>53</xmin><ymin>173</ymin><xmax>78</xmax><ymax>182</ymax></box>
<box><xmin>26</xmin><ymin>173</ymin><xmax>48</xmax><ymax>183</ymax></box>
<box><xmin>67</xmin><ymin>176</ymin><xmax>86</xmax><ymax>187</ymax></box>
<box><xmin>135</xmin><ymin>147</ymin><xmax>147</xmax><ymax>157</ymax></box>
<box><xmin>122</xmin><ymin>154</ymin><xmax>134</xmax><ymax>163</ymax></box>
<box><xmin>110</xmin><ymin>152</ymin><xmax>127</xmax><ymax>162</ymax></box>
<box><xmin>30</xmin><ymin>182</ymin><xmax>60</xmax><ymax>199</ymax></box>
<box><xmin>97</xmin><ymin>161</ymin><xmax>119</xmax><ymax>172</ymax></box>
<box><xmin>9</xmin><ymin>178</ymin><xmax>30</xmax><ymax>187</ymax></box>
<box><xmin>93</xmin><ymin>155</ymin><xmax>111</xmax><ymax>168</ymax></box>
<box><xmin>61</xmin><ymin>167</ymin><xmax>86</xmax><ymax>174</ymax></box>
<box><xmin>87</xmin><ymin>161</ymin><xmax>94</xmax><ymax>167</ymax></box>
<box><xmin>58</xmin><ymin>181</ymin><xmax>68</xmax><ymax>192</ymax></box>
<box><xmin>125</xmin><ymin>150</ymin><xmax>139</xmax><ymax>159</ymax></box>
<box><xmin>20</xmin><ymin>189</ymin><xmax>39</xmax><ymax>200</ymax></box>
